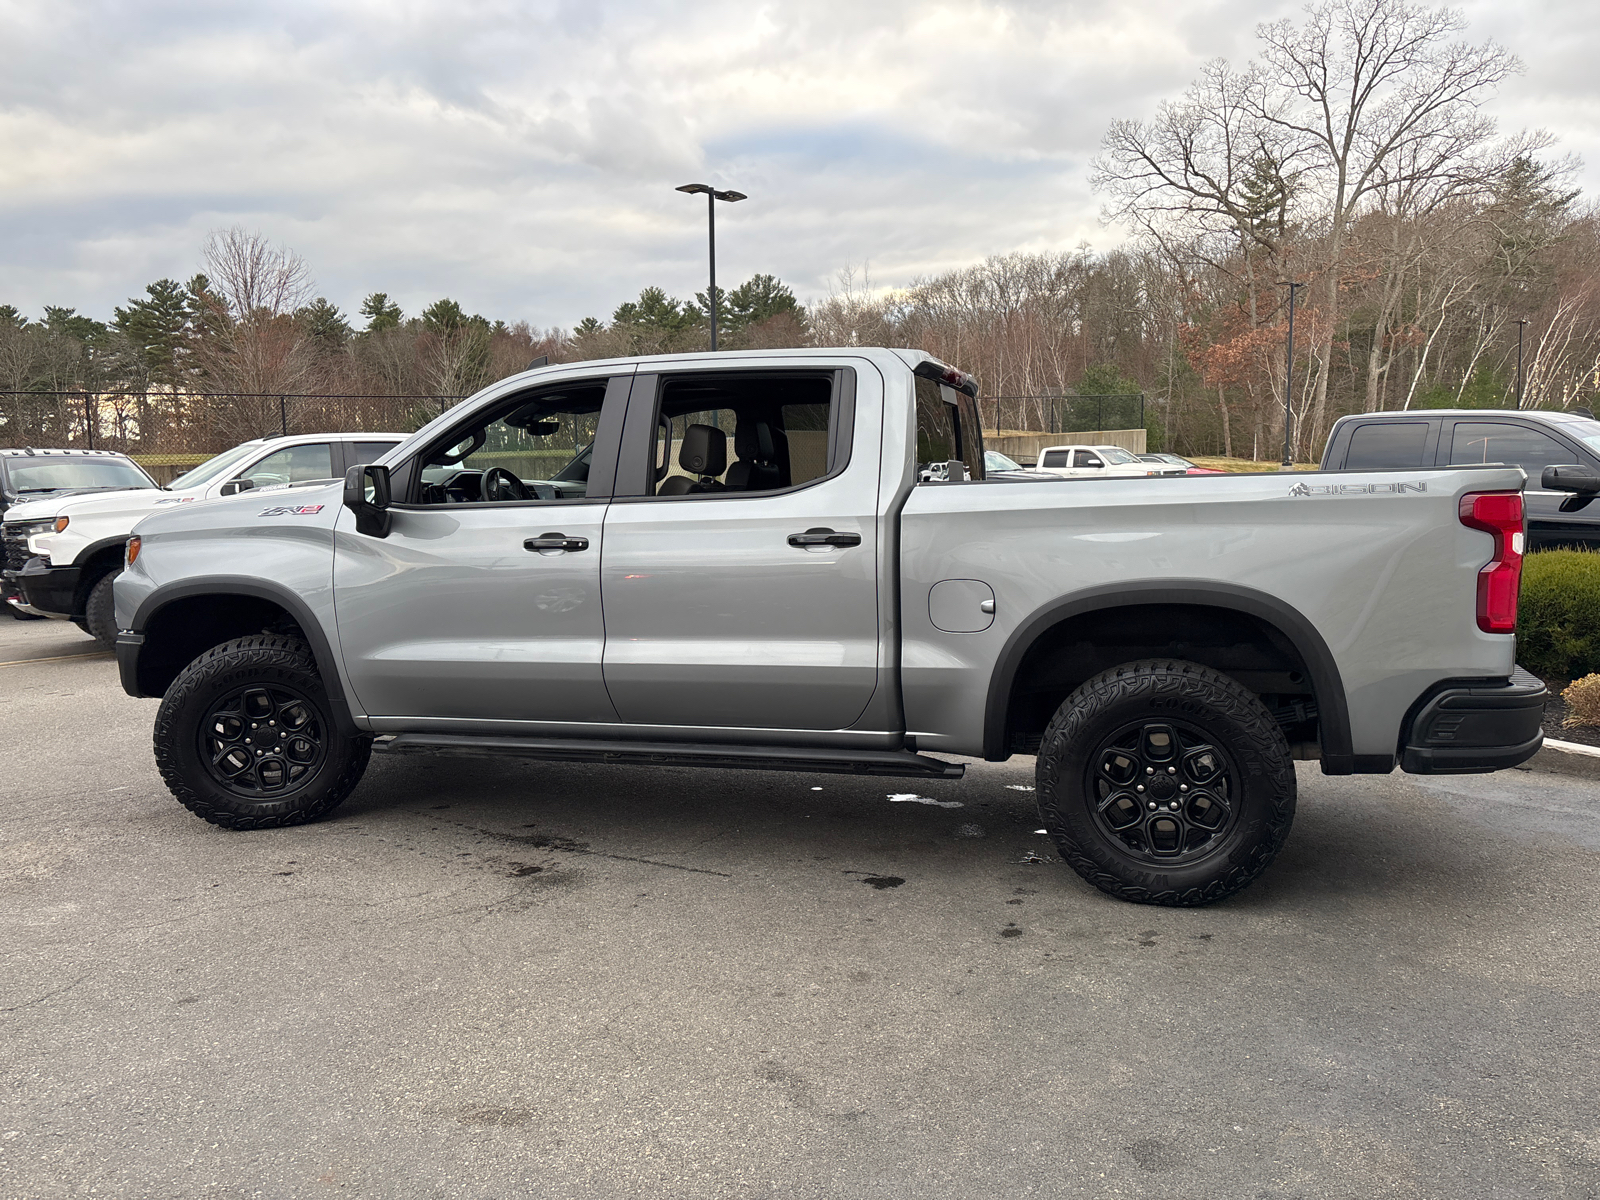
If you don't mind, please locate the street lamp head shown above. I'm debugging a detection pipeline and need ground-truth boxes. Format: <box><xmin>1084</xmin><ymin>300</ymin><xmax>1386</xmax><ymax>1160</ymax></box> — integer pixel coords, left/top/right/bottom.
<box><xmin>676</xmin><ymin>183</ymin><xmax>747</xmax><ymax>203</ymax></box>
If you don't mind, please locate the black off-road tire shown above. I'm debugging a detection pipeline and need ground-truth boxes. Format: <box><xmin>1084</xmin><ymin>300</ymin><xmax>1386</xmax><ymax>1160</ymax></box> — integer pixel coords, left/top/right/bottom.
<box><xmin>1037</xmin><ymin>659</ymin><xmax>1296</xmax><ymax>907</ymax></box>
<box><xmin>154</xmin><ymin>634</ymin><xmax>371</xmax><ymax>830</ymax></box>
<box><xmin>84</xmin><ymin>569</ymin><xmax>119</xmax><ymax>648</ymax></box>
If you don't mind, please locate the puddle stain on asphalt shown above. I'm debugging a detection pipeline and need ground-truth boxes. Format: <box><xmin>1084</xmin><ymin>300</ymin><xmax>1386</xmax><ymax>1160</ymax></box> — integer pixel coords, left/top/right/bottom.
<box><xmin>472</xmin><ymin>825</ymin><xmax>733</xmax><ymax>878</ymax></box>
<box><xmin>843</xmin><ymin>870</ymin><xmax>906</xmax><ymax>890</ymax></box>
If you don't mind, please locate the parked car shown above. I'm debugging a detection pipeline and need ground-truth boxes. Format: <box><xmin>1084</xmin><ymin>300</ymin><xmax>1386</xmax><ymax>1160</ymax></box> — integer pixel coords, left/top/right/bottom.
<box><xmin>4</xmin><ymin>431</ymin><xmax>403</xmax><ymax>644</ymax></box>
<box><xmin>1320</xmin><ymin>408</ymin><xmax>1600</xmax><ymax>550</ymax></box>
<box><xmin>1139</xmin><ymin>452</ymin><xmax>1225</xmax><ymax>475</ymax></box>
<box><xmin>114</xmin><ymin>349</ymin><xmax>1560</xmax><ymax>908</ymax></box>
<box><xmin>1</xmin><ymin>448</ymin><xmax>159</xmax><ymax>619</ymax></box>
<box><xmin>1035</xmin><ymin>443</ymin><xmax>1176</xmax><ymax>477</ymax></box>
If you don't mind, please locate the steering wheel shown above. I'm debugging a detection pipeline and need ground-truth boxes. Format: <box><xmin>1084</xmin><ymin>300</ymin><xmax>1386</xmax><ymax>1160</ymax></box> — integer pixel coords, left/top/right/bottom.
<box><xmin>480</xmin><ymin>466</ymin><xmax>531</xmax><ymax>503</ymax></box>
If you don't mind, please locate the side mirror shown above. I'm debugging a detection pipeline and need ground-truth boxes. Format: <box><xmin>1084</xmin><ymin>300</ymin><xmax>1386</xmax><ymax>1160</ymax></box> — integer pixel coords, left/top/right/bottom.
<box><xmin>343</xmin><ymin>464</ymin><xmax>392</xmax><ymax>537</ymax></box>
<box><xmin>220</xmin><ymin>478</ymin><xmax>255</xmax><ymax>497</ymax></box>
<box><xmin>1541</xmin><ymin>464</ymin><xmax>1600</xmax><ymax>512</ymax></box>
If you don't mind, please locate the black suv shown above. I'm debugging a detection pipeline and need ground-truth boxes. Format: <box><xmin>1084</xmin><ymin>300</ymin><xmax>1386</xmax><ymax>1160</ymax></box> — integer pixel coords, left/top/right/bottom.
<box><xmin>1321</xmin><ymin>409</ymin><xmax>1600</xmax><ymax>551</ymax></box>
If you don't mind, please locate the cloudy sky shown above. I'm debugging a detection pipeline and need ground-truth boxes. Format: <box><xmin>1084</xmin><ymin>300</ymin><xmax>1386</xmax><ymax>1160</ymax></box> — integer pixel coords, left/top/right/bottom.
<box><xmin>2</xmin><ymin>0</ymin><xmax>1596</xmax><ymax>329</ymax></box>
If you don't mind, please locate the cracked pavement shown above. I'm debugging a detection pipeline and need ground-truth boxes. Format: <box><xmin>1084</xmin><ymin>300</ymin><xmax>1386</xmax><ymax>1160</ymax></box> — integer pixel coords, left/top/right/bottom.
<box><xmin>2</xmin><ymin>617</ymin><xmax>1599</xmax><ymax>1198</ymax></box>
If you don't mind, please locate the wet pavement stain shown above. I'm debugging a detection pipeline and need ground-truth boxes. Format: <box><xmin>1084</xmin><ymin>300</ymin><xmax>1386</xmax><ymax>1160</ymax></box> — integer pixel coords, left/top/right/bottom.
<box><xmin>1000</xmin><ymin>923</ymin><xmax>1024</xmax><ymax>938</ymax></box>
<box><xmin>862</xmin><ymin>875</ymin><xmax>905</xmax><ymax>890</ymax></box>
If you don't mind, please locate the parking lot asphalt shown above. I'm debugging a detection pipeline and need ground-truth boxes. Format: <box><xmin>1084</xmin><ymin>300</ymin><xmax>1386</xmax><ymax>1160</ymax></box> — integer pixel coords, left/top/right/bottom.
<box><xmin>2</xmin><ymin>616</ymin><xmax>1599</xmax><ymax>1199</ymax></box>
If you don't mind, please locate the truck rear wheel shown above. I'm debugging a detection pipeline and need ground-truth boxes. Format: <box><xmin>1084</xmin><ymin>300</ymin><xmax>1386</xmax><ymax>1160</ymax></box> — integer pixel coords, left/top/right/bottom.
<box><xmin>1036</xmin><ymin>659</ymin><xmax>1296</xmax><ymax>906</ymax></box>
<box><xmin>153</xmin><ymin>634</ymin><xmax>371</xmax><ymax>830</ymax></box>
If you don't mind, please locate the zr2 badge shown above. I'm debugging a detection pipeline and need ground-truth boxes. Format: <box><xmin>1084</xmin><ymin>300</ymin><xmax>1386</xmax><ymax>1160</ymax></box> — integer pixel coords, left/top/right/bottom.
<box><xmin>259</xmin><ymin>504</ymin><xmax>325</xmax><ymax>516</ymax></box>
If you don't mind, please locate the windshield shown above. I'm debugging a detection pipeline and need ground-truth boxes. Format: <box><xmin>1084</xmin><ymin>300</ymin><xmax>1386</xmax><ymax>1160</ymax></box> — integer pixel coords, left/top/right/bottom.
<box><xmin>1554</xmin><ymin>418</ymin><xmax>1600</xmax><ymax>453</ymax></box>
<box><xmin>7</xmin><ymin>457</ymin><xmax>155</xmax><ymax>493</ymax></box>
<box><xmin>168</xmin><ymin>442</ymin><xmax>266</xmax><ymax>490</ymax></box>
<box><xmin>984</xmin><ymin>450</ymin><xmax>1023</xmax><ymax>472</ymax></box>
<box><xmin>1097</xmin><ymin>446</ymin><xmax>1141</xmax><ymax>465</ymax></box>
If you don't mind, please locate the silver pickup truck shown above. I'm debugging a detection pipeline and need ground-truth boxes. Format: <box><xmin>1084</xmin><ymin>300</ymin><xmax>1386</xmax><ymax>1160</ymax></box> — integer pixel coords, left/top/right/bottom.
<box><xmin>114</xmin><ymin>348</ymin><xmax>1557</xmax><ymax>906</ymax></box>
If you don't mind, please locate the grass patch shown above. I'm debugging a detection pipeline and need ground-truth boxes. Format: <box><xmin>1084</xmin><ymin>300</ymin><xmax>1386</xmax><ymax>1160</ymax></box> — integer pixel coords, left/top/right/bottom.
<box><xmin>1186</xmin><ymin>456</ymin><xmax>1320</xmax><ymax>473</ymax></box>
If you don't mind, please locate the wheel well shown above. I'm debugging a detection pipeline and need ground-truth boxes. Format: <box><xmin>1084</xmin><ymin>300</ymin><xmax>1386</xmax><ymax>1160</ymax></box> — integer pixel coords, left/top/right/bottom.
<box><xmin>72</xmin><ymin>545</ymin><xmax>126</xmax><ymax>614</ymax></box>
<box><xmin>137</xmin><ymin>594</ymin><xmax>303</xmax><ymax>696</ymax></box>
<box><xmin>1000</xmin><ymin>603</ymin><xmax>1321</xmax><ymax>754</ymax></box>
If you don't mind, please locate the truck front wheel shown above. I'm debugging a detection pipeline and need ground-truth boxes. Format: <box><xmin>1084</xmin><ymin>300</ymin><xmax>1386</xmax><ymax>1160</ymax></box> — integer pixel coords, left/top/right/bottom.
<box><xmin>1036</xmin><ymin>659</ymin><xmax>1296</xmax><ymax>906</ymax></box>
<box><xmin>84</xmin><ymin>569</ymin><xmax>119</xmax><ymax>648</ymax></box>
<box><xmin>153</xmin><ymin>634</ymin><xmax>372</xmax><ymax>830</ymax></box>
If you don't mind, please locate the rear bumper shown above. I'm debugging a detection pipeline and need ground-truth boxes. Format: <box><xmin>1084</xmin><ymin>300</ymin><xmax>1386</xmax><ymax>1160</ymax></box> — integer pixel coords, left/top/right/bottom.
<box><xmin>16</xmin><ymin>558</ymin><xmax>80</xmax><ymax>617</ymax></box>
<box><xmin>1400</xmin><ymin>668</ymin><xmax>1548</xmax><ymax>774</ymax></box>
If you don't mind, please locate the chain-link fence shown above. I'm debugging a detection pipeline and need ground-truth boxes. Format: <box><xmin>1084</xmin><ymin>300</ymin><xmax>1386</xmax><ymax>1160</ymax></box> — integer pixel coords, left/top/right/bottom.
<box><xmin>0</xmin><ymin>391</ymin><xmax>466</xmax><ymax>468</ymax></box>
<box><xmin>976</xmin><ymin>393</ymin><xmax>1146</xmax><ymax>434</ymax></box>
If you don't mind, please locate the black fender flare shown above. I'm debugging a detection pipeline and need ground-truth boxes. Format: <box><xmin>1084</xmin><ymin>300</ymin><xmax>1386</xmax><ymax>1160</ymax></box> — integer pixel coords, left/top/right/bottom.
<box><xmin>982</xmin><ymin>581</ymin><xmax>1356</xmax><ymax>773</ymax></box>
<box><xmin>125</xmin><ymin>577</ymin><xmax>356</xmax><ymax>737</ymax></box>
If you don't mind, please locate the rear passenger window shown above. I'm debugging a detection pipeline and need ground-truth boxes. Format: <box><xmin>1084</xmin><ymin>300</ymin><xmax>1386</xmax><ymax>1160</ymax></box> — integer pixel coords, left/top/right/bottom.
<box><xmin>1347</xmin><ymin>421</ymin><xmax>1429</xmax><ymax>468</ymax></box>
<box><xmin>353</xmin><ymin>441</ymin><xmax>396</xmax><ymax>465</ymax></box>
<box><xmin>645</xmin><ymin>371</ymin><xmax>841</xmax><ymax>498</ymax></box>
<box><xmin>1040</xmin><ymin>450</ymin><xmax>1069</xmax><ymax>468</ymax></box>
<box><xmin>1449</xmin><ymin>423</ymin><xmax>1576</xmax><ymax>483</ymax></box>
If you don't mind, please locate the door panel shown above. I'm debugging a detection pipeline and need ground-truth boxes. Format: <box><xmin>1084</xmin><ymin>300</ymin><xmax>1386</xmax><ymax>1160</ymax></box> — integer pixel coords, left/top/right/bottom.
<box><xmin>600</xmin><ymin>366</ymin><xmax>883</xmax><ymax>731</ymax></box>
<box><xmin>333</xmin><ymin>373</ymin><xmax>629</xmax><ymax>724</ymax></box>
<box><xmin>334</xmin><ymin>504</ymin><xmax>613</xmax><ymax>721</ymax></box>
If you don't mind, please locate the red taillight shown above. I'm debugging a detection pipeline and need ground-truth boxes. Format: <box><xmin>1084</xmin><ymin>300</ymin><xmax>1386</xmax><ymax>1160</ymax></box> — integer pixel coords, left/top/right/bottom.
<box><xmin>1459</xmin><ymin>491</ymin><xmax>1524</xmax><ymax>633</ymax></box>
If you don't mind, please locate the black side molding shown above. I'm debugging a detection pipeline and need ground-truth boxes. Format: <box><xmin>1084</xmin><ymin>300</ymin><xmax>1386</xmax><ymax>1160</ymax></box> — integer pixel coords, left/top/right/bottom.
<box><xmin>375</xmin><ymin>734</ymin><xmax>966</xmax><ymax>779</ymax></box>
<box><xmin>1400</xmin><ymin>668</ymin><xmax>1548</xmax><ymax>774</ymax></box>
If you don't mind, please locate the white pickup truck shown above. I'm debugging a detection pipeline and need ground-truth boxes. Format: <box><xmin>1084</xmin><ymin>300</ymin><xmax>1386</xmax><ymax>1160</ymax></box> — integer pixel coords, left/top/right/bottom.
<box><xmin>1035</xmin><ymin>443</ymin><xmax>1184</xmax><ymax>478</ymax></box>
<box><xmin>4</xmin><ymin>432</ymin><xmax>403</xmax><ymax>645</ymax></box>
<box><xmin>114</xmin><ymin>348</ymin><xmax>1564</xmax><ymax>906</ymax></box>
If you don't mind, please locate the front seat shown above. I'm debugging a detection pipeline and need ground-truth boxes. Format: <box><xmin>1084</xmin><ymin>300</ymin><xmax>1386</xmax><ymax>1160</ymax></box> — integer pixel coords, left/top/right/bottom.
<box><xmin>657</xmin><ymin>423</ymin><xmax>728</xmax><ymax>495</ymax></box>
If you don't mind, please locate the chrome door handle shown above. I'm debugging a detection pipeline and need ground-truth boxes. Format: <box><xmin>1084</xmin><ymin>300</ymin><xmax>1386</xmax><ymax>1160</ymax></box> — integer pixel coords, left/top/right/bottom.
<box><xmin>524</xmin><ymin>533</ymin><xmax>589</xmax><ymax>552</ymax></box>
<box><xmin>787</xmin><ymin>527</ymin><xmax>861</xmax><ymax>548</ymax></box>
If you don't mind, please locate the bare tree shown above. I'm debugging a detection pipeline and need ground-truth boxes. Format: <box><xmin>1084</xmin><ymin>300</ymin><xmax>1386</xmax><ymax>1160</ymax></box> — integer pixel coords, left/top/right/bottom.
<box><xmin>1252</xmin><ymin>0</ymin><xmax>1519</xmax><ymax>436</ymax></box>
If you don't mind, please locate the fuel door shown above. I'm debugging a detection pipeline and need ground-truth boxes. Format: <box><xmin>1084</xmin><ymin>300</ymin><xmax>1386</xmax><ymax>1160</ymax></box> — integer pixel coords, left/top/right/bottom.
<box><xmin>929</xmin><ymin>579</ymin><xmax>995</xmax><ymax>633</ymax></box>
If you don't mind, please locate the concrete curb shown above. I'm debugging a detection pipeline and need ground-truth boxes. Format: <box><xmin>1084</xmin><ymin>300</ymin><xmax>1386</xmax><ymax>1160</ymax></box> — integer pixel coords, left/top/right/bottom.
<box><xmin>1527</xmin><ymin>736</ymin><xmax>1600</xmax><ymax>781</ymax></box>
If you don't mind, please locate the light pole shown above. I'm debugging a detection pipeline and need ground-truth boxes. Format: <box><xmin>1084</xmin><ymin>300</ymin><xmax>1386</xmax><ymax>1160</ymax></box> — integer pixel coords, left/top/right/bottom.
<box><xmin>1280</xmin><ymin>280</ymin><xmax>1304</xmax><ymax>468</ymax></box>
<box><xmin>675</xmin><ymin>183</ymin><xmax>747</xmax><ymax>351</ymax></box>
<box><xmin>1515</xmin><ymin>318</ymin><xmax>1528</xmax><ymax>408</ymax></box>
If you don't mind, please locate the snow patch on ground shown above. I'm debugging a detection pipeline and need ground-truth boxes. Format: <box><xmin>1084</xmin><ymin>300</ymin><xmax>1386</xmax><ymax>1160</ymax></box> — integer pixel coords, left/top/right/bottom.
<box><xmin>887</xmin><ymin>793</ymin><xmax>963</xmax><ymax>809</ymax></box>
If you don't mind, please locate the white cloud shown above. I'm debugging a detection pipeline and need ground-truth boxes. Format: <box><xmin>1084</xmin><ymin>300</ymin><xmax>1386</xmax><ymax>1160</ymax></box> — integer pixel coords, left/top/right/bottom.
<box><xmin>0</xmin><ymin>0</ymin><xmax>1593</xmax><ymax>327</ymax></box>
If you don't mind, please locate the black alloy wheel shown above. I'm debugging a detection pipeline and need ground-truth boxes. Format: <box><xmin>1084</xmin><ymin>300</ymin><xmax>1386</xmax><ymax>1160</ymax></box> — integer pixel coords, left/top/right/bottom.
<box><xmin>154</xmin><ymin>633</ymin><xmax>371</xmax><ymax>829</ymax></box>
<box><xmin>1089</xmin><ymin>719</ymin><xmax>1240</xmax><ymax>864</ymax></box>
<box><xmin>200</xmin><ymin>683</ymin><xmax>327</xmax><ymax>798</ymax></box>
<box><xmin>1036</xmin><ymin>659</ymin><xmax>1296</xmax><ymax>906</ymax></box>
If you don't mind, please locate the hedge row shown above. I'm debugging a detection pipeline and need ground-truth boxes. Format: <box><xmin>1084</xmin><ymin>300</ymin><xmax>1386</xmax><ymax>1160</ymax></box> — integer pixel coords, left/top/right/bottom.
<box><xmin>1517</xmin><ymin>550</ymin><xmax>1600</xmax><ymax>682</ymax></box>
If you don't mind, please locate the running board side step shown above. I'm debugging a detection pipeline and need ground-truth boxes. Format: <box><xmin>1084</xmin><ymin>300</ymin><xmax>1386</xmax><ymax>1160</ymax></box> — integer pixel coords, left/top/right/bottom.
<box><xmin>374</xmin><ymin>733</ymin><xmax>966</xmax><ymax>779</ymax></box>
